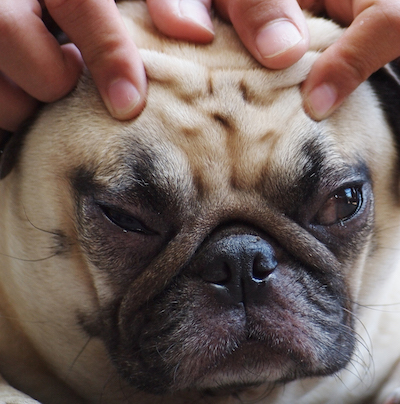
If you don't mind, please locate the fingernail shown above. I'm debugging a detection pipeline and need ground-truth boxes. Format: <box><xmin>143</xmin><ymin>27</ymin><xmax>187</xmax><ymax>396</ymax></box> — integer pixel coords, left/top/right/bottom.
<box><xmin>306</xmin><ymin>83</ymin><xmax>338</xmax><ymax>120</ymax></box>
<box><xmin>179</xmin><ymin>1</ymin><xmax>214</xmax><ymax>35</ymax></box>
<box><xmin>256</xmin><ymin>19</ymin><xmax>303</xmax><ymax>59</ymax></box>
<box><xmin>106</xmin><ymin>79</ymin><xmax>141</xmax><ymax>119</ymax></box>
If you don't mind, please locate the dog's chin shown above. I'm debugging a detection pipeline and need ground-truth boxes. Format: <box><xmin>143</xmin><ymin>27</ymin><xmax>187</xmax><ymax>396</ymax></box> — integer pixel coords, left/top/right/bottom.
<box><xmin>176</xmin><ymin>343</ymin><xmax>297</xmax><ymax>392</ymax></box>
<box><xmin>112</xmin><ymin>327</ymin><xmax>344</xmax><ymax>396</ymax></box>
<box><xmin>114</xmin><ymin>337</ymin><xmax>298</xmax><ymax>395</ymax></box>
<box><xmin>175</xmin><ymin>339</ymin><xmax>304</xmax><ymax>392</ymax></box>
<box><xmin>106</xmin><ymin>289</ymin><xmax>353</xmax><ymax>396</ymax></box>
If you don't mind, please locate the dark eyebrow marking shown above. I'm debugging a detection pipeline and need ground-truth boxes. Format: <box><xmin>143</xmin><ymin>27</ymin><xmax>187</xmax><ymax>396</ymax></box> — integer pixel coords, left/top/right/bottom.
<box><xmin>294</xmin><ymin>139</ymin><xmax>370</xmax><ymax>196</ymax></box>
<box><xmin>69</xmin><ymin>126</ymin><xmax>189</xmax><ymax>216</ymax></box>
<box><xmin>296</xmin><ymin>138</ymin><xmax>325</xmax><ymax>193</ymax></box>
<box><xmin>70</xmin><ymin>164</ymin><xmax>172</xmax><ymax>216</ymax></box>
<box><xmin>261</xmin><ymin>136</ymin><xmax>370</xmax><ymax>217</ymax></box>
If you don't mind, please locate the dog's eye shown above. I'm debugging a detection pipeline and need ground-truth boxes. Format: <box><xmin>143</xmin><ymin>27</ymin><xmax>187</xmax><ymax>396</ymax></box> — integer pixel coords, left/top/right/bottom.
<box><xmin>99</xmin><ymin>205</ymin><xmax>153</xmax><ymax>235</ymax></box>
<box><xmin>314</xmin><ymin>186</ymin><xmax>363</xmax><ymax>226</ymax></box>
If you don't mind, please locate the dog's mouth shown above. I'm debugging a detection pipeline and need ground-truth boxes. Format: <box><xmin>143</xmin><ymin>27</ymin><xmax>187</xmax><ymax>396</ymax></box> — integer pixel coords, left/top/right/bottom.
<box><xmin>107</xmin><ymin>242</ymin><xmax>356</xmax><ymax>395</ymax></box>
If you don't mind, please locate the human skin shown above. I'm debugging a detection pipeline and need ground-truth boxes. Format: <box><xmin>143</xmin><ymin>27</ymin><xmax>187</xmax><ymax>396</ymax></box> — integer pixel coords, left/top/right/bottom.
<box><xmin>1</xmin><ymin>0</ymin><xmax>399</xmax><ymax>132</ymax></box>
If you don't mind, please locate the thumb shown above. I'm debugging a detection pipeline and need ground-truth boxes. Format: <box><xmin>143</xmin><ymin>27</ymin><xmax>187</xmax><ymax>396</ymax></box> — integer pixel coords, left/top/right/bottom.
<box><xmin>303</xmin><ymin>3</ymin><xmax>400</xmax><ymax>120</ymax></box>
<box><xmin>215</xmin><ymin>0</ymin><xmax>310</xmax><ymax>69</ymax></box>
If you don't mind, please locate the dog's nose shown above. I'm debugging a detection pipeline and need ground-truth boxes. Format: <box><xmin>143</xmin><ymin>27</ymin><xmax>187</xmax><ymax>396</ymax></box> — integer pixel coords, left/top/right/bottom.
<box><xmin>198</xmin><ymin>234</ymin><xmax>277</xmax><ymax>306</ymax></box>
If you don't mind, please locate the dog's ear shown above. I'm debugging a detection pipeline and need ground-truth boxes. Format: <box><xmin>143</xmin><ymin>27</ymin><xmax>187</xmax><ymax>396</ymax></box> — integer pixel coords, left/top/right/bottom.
<box><xmin>368</xmin><ymin>61</ymin><xmax>400</xmax><ymax>144</ymax></box>
<box><xmin>0</xmin><ymin>122</ymin><xmax>31</xmax><ymax>180</ymax></box>
<box><xmin>0</xmin><ymin>130</ymin><xmax>13</xmax><ymax>180</ymax></box>
<box><xmin>368</xmin><ymin>62</ymin><xmax>400</xmax><ymax>198</ymax></box>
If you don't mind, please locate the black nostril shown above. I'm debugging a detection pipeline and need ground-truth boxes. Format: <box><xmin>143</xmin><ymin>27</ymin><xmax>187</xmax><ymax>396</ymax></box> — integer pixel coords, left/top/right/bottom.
<box><xmin>252</xmin><ymin>252</ymin><xmax>277</xmax><ymax>281</ymax></box>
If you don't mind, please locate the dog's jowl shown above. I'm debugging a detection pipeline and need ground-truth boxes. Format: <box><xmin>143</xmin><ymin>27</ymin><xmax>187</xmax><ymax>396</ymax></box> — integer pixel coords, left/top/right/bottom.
<box><xmin>1</xmin><ymin>2</ymin><xmax>400</xmax><ymax>404</ymax></box>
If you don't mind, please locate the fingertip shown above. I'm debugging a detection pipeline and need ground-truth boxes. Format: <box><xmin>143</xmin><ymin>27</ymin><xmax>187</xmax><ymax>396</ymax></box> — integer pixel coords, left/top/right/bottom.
<box><xmin>219</xmin><ymin>0</ymin><xmax>310</xmax><ymax>70</ymax></box>
<box><xmin>179</xmin><ymin>0</ymin><xmax>215</xmax><ymax>40</ymax></box>
<box><xmin>104</xmin><ymin>78</ymin><xmax>146</xmax><ymax>120</ymax></box>
<box><xmin>33</xmin><ymin>44</ymin><xmax>84</xmax><ymax>103</ymax></box>
<box><xmin>255</xmin><ymin>19</ymin><xmax>309</xmax><ymax>69</ymax></box>
<box><xmin>61</xmin><ymin>43</ymin><xmax>84</xmax><ymax>89</ymax></box>
<box><xmin>99</xmin><ymin>43</ymin><xmax>148</xmax><ymax>121</ymax></box>
<box><xmin>301</xmin><ymin>37</ymin><xmax>364</xmax><ymax>121</ymax></box>
<box><xmin>147</xmin><ymin>0</ymin><xmax>214</xmax><ymax>43</ymax></box>
<box><xmin>302</xmin><ymin>82</ymin><xmax>339</xmax><ymax>121</ymax></box>
<box><xmin>62</xmin><ymin>43</ymin><xmax>84</xmax><ymax>71</ymax></box>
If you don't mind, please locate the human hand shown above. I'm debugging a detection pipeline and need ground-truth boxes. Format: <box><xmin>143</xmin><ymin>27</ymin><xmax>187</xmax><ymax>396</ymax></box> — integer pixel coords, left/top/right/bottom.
<box><xmin>3</xmin><ymin>1</ymin><xmax>398</xmax><ymax>132</ymax></box>
<box><xmin>300</xmin><ymin>0</ymin><xmax>400</xmax><ymax>120</ymax></box>
<box><xmin>0</xmin><ymin>0</ymin><xmax>146</xmax><ymax>132</ymax></box>
<box><xmin>148</xmin><ymin>0</ymin><xmax>400</xmax><ymax>121</ymax></box>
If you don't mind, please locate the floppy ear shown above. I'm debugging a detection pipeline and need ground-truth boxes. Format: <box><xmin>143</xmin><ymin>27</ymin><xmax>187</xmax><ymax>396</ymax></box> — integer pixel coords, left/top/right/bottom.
<box><xmin>368</xmin><ymin>61</ymin><xmax>400</xmax><ymax>143</ymax></box>
<box><xmin>368</xmin><ymin>62</ymin><xmax>400</xmax><ymax>198</ymax></box>
<box><xmin>0</xmin><ymin>130</ymin><xmax>11</xmax><ymax>154</ymax></box>
<box><xmin>0</xmin><ymin>122</ymin><xmax>30</xmax><ymax>180</ymax></box>
<box><xmin>0</xmin><ymin>130</ymin><xmax>13</xmax><ymax>180</ymax></box>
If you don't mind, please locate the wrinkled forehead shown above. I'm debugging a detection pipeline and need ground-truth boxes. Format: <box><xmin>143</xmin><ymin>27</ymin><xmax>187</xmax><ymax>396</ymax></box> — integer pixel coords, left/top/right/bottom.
<box><xmin>138</xmin><ymin>51</ymin><xmax>315</xmax><ymax>159</ymax></box>
<box><xmin>141</xmin><ymin>49</ymin><xmax>318</xmax><ymax>102</ymax></box>
<box><xmin>106</xmin><ymin>67</ymin><xmax>303</xmax><ymax>210</ymax></box>
<box><xmin>139</xmin><ymin>47</ymin><xmax>320</xmax><ymax>151</ymax></box>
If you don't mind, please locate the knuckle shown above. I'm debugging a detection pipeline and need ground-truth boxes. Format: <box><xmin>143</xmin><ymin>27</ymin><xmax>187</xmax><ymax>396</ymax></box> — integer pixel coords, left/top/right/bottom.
<box><xmin>360</xmin><ymin>1</ymin><xmax>400</xmax><ymax>40</ymax></box>
<box><xmin>380</xmin><ymin>4</ymin><xmax>400</xmax><ymax>35</ymax></box>
<box><xmin>228</xmin><ymin>0</ymin><xmax>270</xmax><ymax>24</ymax></box>
<box><xmin>83</xmin><ymin>35</ymin><xmax>129</xmax><ymax>73</ymax></box>
<box><xmin>44</xmin><ymin>0</ymin><xmax>77</xmax><ymax>13</ymax></box>
<box><xmin>44</xmin><ymin>0</ymin><xmax>85</xmax><ymax>27</ymax></box>
<box><xmin>0</xmin><ymin>10</ymin><xmax>20</xmax><ymax>38</ymax></box>
<box><xmin>228</xmin><ymin>0</ymin><xmax>296</xmax><ymax>21</ymax></box>
<box><xmin>339</xmin><ymin>50</ymin><xmax>374</xmax><ymax>84</ymax></box>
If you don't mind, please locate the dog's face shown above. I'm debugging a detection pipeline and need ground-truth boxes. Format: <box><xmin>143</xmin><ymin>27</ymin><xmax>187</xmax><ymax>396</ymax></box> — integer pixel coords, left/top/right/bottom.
<box><xmin>1</xmin><ymin>2</ymin><xmax>400</xmax><ymax>403</ymax></box>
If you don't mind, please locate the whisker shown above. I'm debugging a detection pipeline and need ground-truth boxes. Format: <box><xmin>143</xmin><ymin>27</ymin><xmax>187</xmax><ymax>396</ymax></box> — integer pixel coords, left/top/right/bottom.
<box><xmin>0</xmin><ymin>205</ymin><xmax>72</xmax><ymax>262</ymax></box>
<box><xmin>69</xmin><ymin>337</ymin><xmax>92</xmax><ymax>372</ymax></box>
<box><xmin>0</xmin><ymin>251</ymin><xmax>59</xmax><ymax>263</ymax></box>
<box><xmin>23</xmin><ymin>205</ymin><xmax>63</xmax><ymax>238</ymax></box>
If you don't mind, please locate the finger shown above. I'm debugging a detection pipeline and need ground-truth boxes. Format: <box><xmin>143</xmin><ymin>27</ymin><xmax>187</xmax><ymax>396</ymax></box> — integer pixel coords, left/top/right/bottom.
<box><xmin>0</xmin><ymin>74</ymin><xmax>38</xmax><ymax>132</ymax></box>
<box><xmin>303</xmin><ymin>0</ymin><xmax>354</xmax><ymax>26</ymax></box>
<box><xmin>297</xmin><ymin>0</ymin><xmax>327</xmax><ymax>16</ymax></box>
<box><xmin>147</xmin><ymin>0</ymin><xmax>214</xmax><ymax>42</ymax></box>
<box><xmin>214</xmin><ymin>0</ymin><xmax>310</xmax><ymax>69</ymax></box>
<box><xmin>45</xmin><ymin>0</ymin><xmax>147</xmax><ymax>120</ymax></box>
<box><xmin>302</xmin><ymin>2</ymin><xmax>400</xmax><ymax>120</ymax></box>
<box><xmin>0</xmin><ymin>0</ymin><xmax>83</xmax><ymax>103</ymax></box>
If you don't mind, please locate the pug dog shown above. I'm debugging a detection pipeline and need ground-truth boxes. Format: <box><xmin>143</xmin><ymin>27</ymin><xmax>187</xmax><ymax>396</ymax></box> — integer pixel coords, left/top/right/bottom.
<box><xmin>1</xmin><ymin>1</ymin><xmax>400</xmax><ymax>403</ymax></box>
